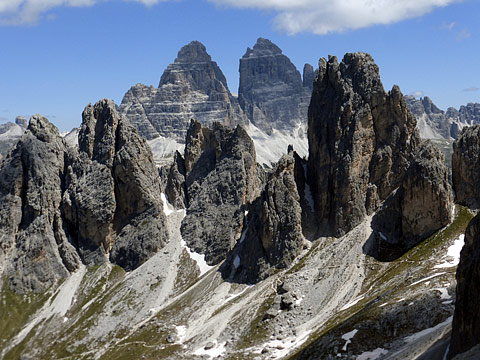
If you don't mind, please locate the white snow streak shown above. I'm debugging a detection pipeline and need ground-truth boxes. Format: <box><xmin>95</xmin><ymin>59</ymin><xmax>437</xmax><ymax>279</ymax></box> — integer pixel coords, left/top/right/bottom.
<box><xmin>341</xmin><ymin>329</ymin><xmax>358</xmax><ymax>351</ymax></box>
<box><xmin>357</xmin><ymin>347</ymin><xmax>388</xmax><ymax>360</ymax></box>
<box><xmin>435</xmin><ymin>234</ymin><xmax>465</xmax><ymax>269</ymax></box>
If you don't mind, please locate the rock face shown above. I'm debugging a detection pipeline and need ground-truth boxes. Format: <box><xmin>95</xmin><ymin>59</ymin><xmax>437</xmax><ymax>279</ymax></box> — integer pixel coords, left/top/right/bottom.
<box><xmin>180</xmin><ymin>120</ymin><xmax>261</xmax><ymax>265</ymax></box>
<box><xmin>405</xmin><ymin>95</ymin><xmax>453</xmax><ymax>139</ymax></box>
<box><xmin>0</xmin><ymin>120</ymin><xmax>26</xmax><ymax>157</ymax></box>
<box><xmin>63</xmin><ymin>99</ymin><xmax>169</xmax><ymax>270</ymax></box>
<box><xmin>367</xmin><ymin>143</ymin><xmax>453</xmax><ymax>260</ymax></box>
<box><xmin>120</xmin><ymin>41</ymin><xmax>246</xmax><ymax>142</ymax></box>
<box><xmin>405</xmin><ymin>96</ymin><xmax>480</xmax><ymax>140</ymax></box>
<box><xmin>224</xmin><ymin>151</ymin><xmax>305</xmax><ymax>283</ymax></box>
<box><xmin>0</xmin><ymin>100</ymin><xmax>170</xmax><ymax>292</ymax></box>
<box><xmin>238</xmin><ymin>38</ymin><xmax>312</xmax><ymax>134</ymax></box>
<box><xmin>452</xmin><ymin>125</ymin><xmax>480</xmax><ymax>209</ymax></box>
<box><xmin>308</xmin><ymin>53</ymin><xmax>420</xmax><ymax>237</ymax></box>
<box><xmin>0</xmin><ymin>116</ymin><xmax>80</xmax><ymax>293</ymax></box>
<box><xmin>450</xmin><ymin>214</ymin><xmax>480</xmax><ymax>358</ymax></box>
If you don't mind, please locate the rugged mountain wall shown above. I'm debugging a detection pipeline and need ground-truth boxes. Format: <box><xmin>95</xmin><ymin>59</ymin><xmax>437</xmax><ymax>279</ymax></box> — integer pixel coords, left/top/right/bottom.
<box><xmin>0</xmin><ymin>99</ymin><xmax>170</xmax><ymax>293</ymax></box>
<box><xmin>238</xmin><ymin>38</ymin><xmax>312</xmax><ymax>134</ymax></box>
<box><xmin>223</xmin><ymin>151</ymin><xmax>306</xmax><ymax>283</ymax></box>
<box><xmin>308</xmin><ymin>53</ymin><xmax>419</xmax><ymax>236</ymax></box>
<box><xmin>64</xmin><ymin>99</ymin><xmax>169</xmax><ymax>270</ymax></box>
<box><xmin>450</xmin><ymin>124</ymin><xmax>480</xmax><ymax>358</ymax></box>
<box><xmin>405</xmin><ymin>95</ymin><xmax>480</xmax><ymax>140</ymax></box>
<box><xmin>120</xmin><ymin>41</ymin><xmax>246</xmax><ymax>142</ymax></box>
<box><xmin>452</xmin><ymin>125</ymin><xmax>480</xmax><ymax>209</ymax></box>
<box><xmin>0</xmin><ymin>116</ymin><xmax>80</xmax><ymax>293</ymax></box>
<box><xmin>179</xmin><ymin>120</ymin><xmax>262</xmax><ymax>265</ymax></box>
<box><xmin>449</xmin><ymin>213</ymin><xmax>480</xmax><ymax>358</ymax></box>
<box><xmin>307</xmin><ymin>53</ymin><xmax>453</xmax><ymax>259</ymax></box>
<box><xmin>0</xmin><ymin>117</ymin><xmax>27</xmax><ymax>157</ymax></box>
<box><xmin>367</xmin><ymin>142</ymin><xmax>453</xmax><ymax>260</ymax></box>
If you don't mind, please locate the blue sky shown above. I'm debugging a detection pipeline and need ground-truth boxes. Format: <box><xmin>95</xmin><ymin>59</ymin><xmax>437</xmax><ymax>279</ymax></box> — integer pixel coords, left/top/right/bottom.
<box><xmin>0</xmin><ymin>0</ymin><xmax>478</xmax><ymax>131</ymax></box>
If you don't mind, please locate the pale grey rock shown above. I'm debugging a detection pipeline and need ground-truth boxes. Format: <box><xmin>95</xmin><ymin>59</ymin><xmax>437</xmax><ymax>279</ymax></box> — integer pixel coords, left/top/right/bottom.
<box><xmin>181</xmin><ymin>120</ymin><xmax>261</xmax><ymax>265</ymax></box>
<box><xmin>303</xmin><ymin>64</ymin><xmax>315</xmax><ymax>90</ymax></box>
<box><xmin>164</xmin><ymin>151</ymin><xmax>186</xmax><ymax>209</ymax></box>
<box><xmin>238</xmin><ymin>38</ymin><xmax>312</xmax><ymax>134</ymax></box>
<box><xmin>64</xmin><ymin>99</ymin><xmax>169</xmax><ymax>271</ymax></box>
<box><xmin>120</xmin><ymin>41</ymin><xmax>247</xmax><ymax>142</ymax></box>
<box><xmin>405</xmin><ymin>95</ymin><xmax>451</xmax><ymax>139</ymax></box>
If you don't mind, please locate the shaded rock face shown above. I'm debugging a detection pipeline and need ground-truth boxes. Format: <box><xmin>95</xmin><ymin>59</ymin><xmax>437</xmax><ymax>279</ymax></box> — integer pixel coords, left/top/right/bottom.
<box><xmin>449</xmin><ymin>214</ymin><xmax>480</xmax><ymax>358</ymax></box>
<box><xmin>0</xmin><ymin>116</ymin><xmax>80</xmax><ymax>293</ymax></box>
<box><xmin>120</xmin><ymin>41</ymin><xmax>246</xmax><ymax>141</ymax></box>
<box><xmin>164</xmin><ymin>151</ymin><xmax>186</xmax><ymax>209</ymax></box>
<box><xmin>308</xmin><ymin>53</ymin><xmax>420</xmax><ymax>237</ymax></box>
<box><xmin>63</xmin><ymin>99</ymin><xmax>169</xmax><ymax>270</ymax></box>
<box><xmin>452</xmin><ymin>125</ymin><xmax>480</xmax><ymax>209</ymax></box>
<box><xmin>180</xmin><ymin>120</ymin><xmax>261</xmax><ymax>265</ymax></box>
<box><xmin>238</xmin><ymin>38</ymin><xmax>312</xmax><ymax>134</ymax></box>
<box><xmin>223</xmin><ymin>152</ymin><xmax>305</xmax><ymax>283</ymax></box>
<box><xmin>366</xmin><ymin>143</ymin><xmax>453</xmax><ymax>260</ymax></box>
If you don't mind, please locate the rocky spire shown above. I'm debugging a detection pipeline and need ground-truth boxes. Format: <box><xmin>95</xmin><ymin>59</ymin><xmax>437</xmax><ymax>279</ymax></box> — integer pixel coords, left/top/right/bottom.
<box><xmin>238</xmin><ymin>38</ymin><xmax>311</xmax><ymax>134</ymax></box>
<box><xmin>307</xmin><ymin>53</ymin><xmax>452</xmax><ymax>253</ymax></box>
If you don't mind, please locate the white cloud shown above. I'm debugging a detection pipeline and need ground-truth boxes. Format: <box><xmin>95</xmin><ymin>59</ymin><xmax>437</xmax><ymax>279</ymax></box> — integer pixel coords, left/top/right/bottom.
<box><xmin>440</xmin><ymin>21</ymin><xmax>455</xmax><ymax>31</ymax></box>
<box><xmin>463</xmin><ymin>87</ymin><xmax>479</xmax><ymax>92</ymax></box>
<box><xmin>209</xmin><ymin>0</ymin><xmax>460</xmax><ymax>34</ymax></box>
<box><xmin>0</xmin><ymin>0</ymin><xmax>164</xmax><ymax>25</ymax></box>
<box><xmin>410</xmin><ymin>91</ymin><xmax>424</xmax><ymax>98</ymax></box>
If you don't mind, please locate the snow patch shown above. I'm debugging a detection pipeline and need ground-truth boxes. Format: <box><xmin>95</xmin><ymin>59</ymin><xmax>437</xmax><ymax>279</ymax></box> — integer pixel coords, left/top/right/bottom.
<box><xmin>342</xmin><ymin>329</ymin><xmax>358</xmax><ymax>351</ymax></box>
<box><xmin>410</xmin><ymin>272</ymin><xmax>446</xmax><ymax>286</ymax></box>
<box><xmin>246</xmin><ymin>122</ymin><xmax>308</xmax><ymax>167</ymax></box>
<box><xmin>435</xmin><ymin>234</ymin><xmax>465</xmax><ymax>269</ymax></box>
<box><xmin>340</xmin><ymin>296</ymin><xmax>364</xmax><ymax>311</ymax></box>
<box><xmin>433</xmin><ymin>288</ymin><xmax>451</xmax><ymax>300</ymax></box>
<box><xmin>256</xmin><ymin>330</ymin><xmax>312</xmax><ymax>358</ymax></box>
<box><xmin>357</xmin><ymin>348</ymin><xmax>388</xmax><ymax>360</ymax></box>
<box><xmin>161</xmin><ymin>193</ymin><xmax>174</xmax><ymax>216</ymax></box>
<box><xmin>233</xmin><ymin>255</ymin><xmax>241</xmax><ymax>269</ymax></box>
<box><xmin>405</xmin><ymin>316</ymin><xmax>453</xmax><ymax>343</ymax></box>
<box><xmin>180</xmin><ymin>237</ymin><xmax>214</xmax><ymax>276</ymax></box>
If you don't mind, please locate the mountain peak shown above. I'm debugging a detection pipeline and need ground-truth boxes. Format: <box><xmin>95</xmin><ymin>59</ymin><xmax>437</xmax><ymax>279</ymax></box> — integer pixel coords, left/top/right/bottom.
<box><xmin>175</xmin><ymin>40</ymin><xmax>212</xmax><ymax>63</ymax></box>
<box><xmin>244</xmin><ymin>37</ymin><xmax>282</xmax><ymax>58</ymax></box>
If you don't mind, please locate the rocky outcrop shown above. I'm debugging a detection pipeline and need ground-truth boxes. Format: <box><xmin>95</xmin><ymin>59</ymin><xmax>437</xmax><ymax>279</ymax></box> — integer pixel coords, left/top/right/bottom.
<box><xmin>120</xmin><ymin>41</ymin><xmax>246</xmax><ymax>142</ymax></box>
<box><xmin>405</xmin><ymin>96</ymin><xmax>480</xmax><ymax>140</ymax></box>
<box><xmin>452</xmin><ymin>125</ymin><xmax>480</xmax><ymax>209</ymax></box>
<box><xmin>308</xmin><ymin>53</ymin><xmax>420</xmax><ymax>237</ymax></box>
<box><xmin>303</xmin><ymin>64</ymin><xmax>315</xmax><ymax>90</ymax></box>
<box><xmin>449</xmin><ymin>214</ymin><xmax>480</xmax><ymax>358</ymax></box>
<box><xmin>367</xmin><ymin>143</ymin><xmax>453</xmax><ymax>260</ymax></box>
<box><xmin>238</xmin><ymin>38</ymin><xmax>312</xmax><ymax>134</ymax></box>
<box><xmin>180</xmin><ymin>120</ymin><xmax>261</xmax><ymax>265</ymax></box>
<box><xmin>164</xmin><ymin>151</ymin><xmax>186</xmax><ymax>209</ymax></box>
<box><xmin>63</xmin><ymin>99</ymin><xmax>169</xmax><ymax>270</ymax></box>
<box><xmin>223</xmin><ymin>151</ymin><xmax>306</xmax><ymax>283</ymax></box>
<box><xmin>0</xmin><ymin>120</ymin><xmax>26</xmax><ymax>157</ymax></box>
<box><xmin>0</xmin><ymin>116</ymin><xmax>80</xmax><ymax>293</ymax></box>
<box><xmin>405</xmin><ymin>95</ymin><xmax>452</xmax><ymax>139</ymax></box>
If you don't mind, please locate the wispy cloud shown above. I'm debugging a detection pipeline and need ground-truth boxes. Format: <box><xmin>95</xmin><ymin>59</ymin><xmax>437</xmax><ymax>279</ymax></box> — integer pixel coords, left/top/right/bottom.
<box><xmin>0</xmin><ymin>0</ymin><xmax>165</xmax><ymax>25</ymax></box>
<box><xmin>463</xmin><ymin>87</ymin><xmax>479</xmax><ymax>92</ymax></box>
<box><xmin>457</xmin><ymin>28</ymin><xmax>471</xmax><ymax>42</ymax></box>
<box><xmin>209</xmin><ymin>0</ymin><xmax>461</xmax><ymax>34</ymax></box>
<box><xmin>440</xmin><ymin>21</ymin><xmax>455</xmax><ymax>31</ymax></box>
<box><xmin>410</xmin><ymin>90</ymin><xmax>424</xmax><ymax>98</ymax></box>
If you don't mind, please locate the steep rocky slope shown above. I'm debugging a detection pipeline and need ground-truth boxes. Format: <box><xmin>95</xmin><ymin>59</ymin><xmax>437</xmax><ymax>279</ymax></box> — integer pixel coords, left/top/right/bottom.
<box><xmin>0</xmin><ymin>117</ymin><xmax>26</xmax><ymax>157</ymax></box>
